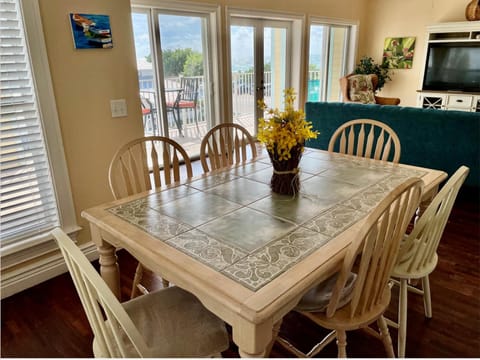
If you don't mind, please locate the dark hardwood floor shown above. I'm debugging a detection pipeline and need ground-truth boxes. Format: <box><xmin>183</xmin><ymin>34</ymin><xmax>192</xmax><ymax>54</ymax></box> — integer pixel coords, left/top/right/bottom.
<box><xmin>1</xmin><ymin>192</ymin><xmax>479</xmax><ymax>358</ymax></box>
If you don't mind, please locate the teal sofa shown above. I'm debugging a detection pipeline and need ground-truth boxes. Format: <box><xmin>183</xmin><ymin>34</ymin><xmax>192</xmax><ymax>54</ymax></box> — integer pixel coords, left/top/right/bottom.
<box><xmin>305</xmin><ymin>102</ymin><xmax>480</xmax><ymax>192</ymax></box>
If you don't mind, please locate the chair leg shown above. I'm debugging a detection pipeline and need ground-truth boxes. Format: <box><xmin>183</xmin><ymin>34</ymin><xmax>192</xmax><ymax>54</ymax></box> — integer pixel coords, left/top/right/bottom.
<box><xmin>422</xmin><ymin>275</ymin><xmax>432</xmax><ymax>318</ymax></box>
<box><xmin>193</xmin><ymin>106</ymin><xmax>200</xmax><ymax>136</ymax></box>
<box><xmin>398</xmin><ymin>278</ymin><xmax>408</xmax><ymax>358</ymax></box>
<box><xmin>171</xmin><ymin>107</ymin><xmax>183</xmax><ymax>137</ymax></box>
<box><xmin>378</xmin><ymin>315</ymin><xmax>395</xmax><ymax>357</ymax></box>
<box><xmin>175</xmin><ymin>107</ymin><xmax>183</xmax><ymax>137</ymax></box>
<box><xmin>130</xmin><ymin>262</ymin><xmax>144</xmax><ymax>299</ymax></box>
<box><xmin>336</xmin><ymin>330</ymin><xmax>347</xmax><ymax>358</ymax></box>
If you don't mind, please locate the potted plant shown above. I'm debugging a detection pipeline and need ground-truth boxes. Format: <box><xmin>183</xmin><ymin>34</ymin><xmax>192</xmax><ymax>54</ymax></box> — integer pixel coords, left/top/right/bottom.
<box><xmin>354</xmin><ymin>56</ymin><xmax>391</xmax><ymax>91</ymax></box>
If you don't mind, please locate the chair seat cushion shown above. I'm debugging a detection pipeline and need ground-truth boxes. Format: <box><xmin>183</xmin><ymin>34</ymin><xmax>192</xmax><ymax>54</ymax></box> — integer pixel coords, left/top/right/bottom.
<box><xmin>348</xmin><ymin>75</ymin><xmax>376</xmax><ymax>104</ymax></box>
<box><xmin>295</xmin><ymin>272</ymin><xmax>357</xmax><ymax>312</ymax></box>
<box><xmin>94</xmin><ymin>286</ymin><xmax>229</xmax><ymax>357</ymax></box>
<box><xmin>177</xmin><ymin>100</ymin><xmax>196</xmax><ymax>108</ymax></box>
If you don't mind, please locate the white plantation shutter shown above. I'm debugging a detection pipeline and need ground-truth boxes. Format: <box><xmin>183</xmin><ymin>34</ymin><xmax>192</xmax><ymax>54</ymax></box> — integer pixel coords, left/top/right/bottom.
<box><xmin>0</xmin><ymin>0</ymin><xmax>60</xmax><ymax>244</ymax></box>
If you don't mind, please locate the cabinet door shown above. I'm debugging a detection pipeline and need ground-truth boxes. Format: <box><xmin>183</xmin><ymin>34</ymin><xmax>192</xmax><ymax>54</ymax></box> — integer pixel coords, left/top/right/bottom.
<box><xmin>446</xmin><ymin>95</ymin><xmax>473</xmax><ymax>110</ymax></box>
<box><xmin>420</xmin><ymin>94</ymin><xmax>444</xmax><ymax>110</ymax></box>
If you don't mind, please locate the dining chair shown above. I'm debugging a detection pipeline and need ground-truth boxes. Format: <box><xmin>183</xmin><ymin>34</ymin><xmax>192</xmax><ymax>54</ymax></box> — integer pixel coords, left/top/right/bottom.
<box><xmin>276</xmin><ymin>177</ymin><xmax>424</xmax><ymax>358</ymax></box>
<box><xmin>339</xmin><ymin>73</ymin><xmax>401</xmax><ymax>105</ymax></box>
<box><xmin>387</xmin><ymin>165</ymin><xmax>470</xmax><ymax>357</ymax></box>
<box><xmin>166</xmin><ymin>77</ymin><xmax>200</xmax><ymax>137</ymax></box>
<box><xmin>51</xmin><ymin>228</ymin><xmax>229</xmax><ymax>358</ymax></box>
<box><xmin>108</xmin><ymin>136</ymin><xmax>193</xmax><ymax>297</ymax></box>
<box><xmin>200</xmin><ymin>123</ymin><xmax>257</xmax><ymax>173</ymax></box>
<box><xmin>140</xmin><ymin>96</ymin><xmax>157</xmax><ymax>135</ymax></box>
<box><xmin>328</xmin><ymin>119</ymin><xmax>401</xmax><ymax>163</ymax></box>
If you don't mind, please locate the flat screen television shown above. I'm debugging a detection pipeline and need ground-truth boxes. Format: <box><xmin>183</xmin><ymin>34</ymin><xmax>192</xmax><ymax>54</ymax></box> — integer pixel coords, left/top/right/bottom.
<box><xmin>422</xmin><ymin>42</ymin><xmax>480</xmax><ymax>92</ymax></box>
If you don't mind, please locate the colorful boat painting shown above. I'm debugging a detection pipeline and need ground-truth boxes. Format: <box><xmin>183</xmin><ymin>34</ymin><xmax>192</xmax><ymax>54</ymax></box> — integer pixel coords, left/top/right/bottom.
<box><xmin>70</xmin><ymin>13</ymin><xmax>113</xmax><ymax>49</ymax></box>
<box><xmin>71</xmin><ymin>13</ymin><xmax>96</xmax><ymax>31</ymax></box>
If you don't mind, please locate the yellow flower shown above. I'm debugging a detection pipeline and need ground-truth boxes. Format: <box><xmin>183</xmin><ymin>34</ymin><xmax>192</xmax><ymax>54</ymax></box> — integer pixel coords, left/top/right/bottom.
<box><xmin>257</xmin><ymin>88</ymin><xmax>318</xmax><ymax>160</ymax></box>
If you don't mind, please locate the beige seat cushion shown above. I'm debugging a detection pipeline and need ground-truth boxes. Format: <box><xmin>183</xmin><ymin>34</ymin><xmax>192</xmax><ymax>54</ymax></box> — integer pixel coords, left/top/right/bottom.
<box><xmin>295</xmin><ymin>272</ymin><xmax>357</xmax><ymax>312</ymax></box>
<box><xmin>94</xmin><ymin>286</ymin><xmax>229</xmax><ymax>357</ymax></box>
<box><xmin>348</xmin><ymin>74</ymin><xmax>376</xmax><ymax>104</ymax></box>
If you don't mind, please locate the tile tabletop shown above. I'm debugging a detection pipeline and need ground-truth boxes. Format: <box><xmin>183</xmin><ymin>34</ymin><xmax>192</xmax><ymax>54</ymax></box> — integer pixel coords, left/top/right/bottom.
<box><xmin>108</xmin><ymin>149</ymin><xmax>426</xmax><ymax>291</ymax></box>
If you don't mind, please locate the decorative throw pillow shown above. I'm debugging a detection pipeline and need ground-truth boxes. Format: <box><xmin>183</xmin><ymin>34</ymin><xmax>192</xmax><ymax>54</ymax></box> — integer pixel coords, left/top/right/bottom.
<box><xmin>348</xmin><ymin>74</ymin><xmax>376</xmax><ymax>104</ymax></box>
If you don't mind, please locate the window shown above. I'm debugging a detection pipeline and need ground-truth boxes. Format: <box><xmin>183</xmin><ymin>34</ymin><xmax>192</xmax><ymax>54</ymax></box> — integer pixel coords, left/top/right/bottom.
<box><xmin>307</xmin><ymin>19</ymin><xmax>358</xmax><ymax>102</ymax></box>
<box><xmin>0</xmin><ymin>0</ymin><xmax>77</xmax><ymax>264</ymax></box>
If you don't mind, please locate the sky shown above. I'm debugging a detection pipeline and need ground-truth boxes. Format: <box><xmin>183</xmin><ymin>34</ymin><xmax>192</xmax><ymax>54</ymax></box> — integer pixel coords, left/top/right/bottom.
<box><xmin>132</xmin><ymin>13</ymin><xmax>324</xmax><ymax>71</ymax></box>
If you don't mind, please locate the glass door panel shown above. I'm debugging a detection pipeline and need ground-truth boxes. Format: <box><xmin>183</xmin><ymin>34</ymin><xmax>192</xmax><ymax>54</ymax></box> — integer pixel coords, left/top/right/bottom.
<box><xmin>264</xmin><ymin>26</ymin><xmax>287</xmax><ymax>111</ymax></box>
<box><xmin>132</xmin><ymin>9</ymin><xmax>213</xmax><ymax>157</ymax></box>
<box><xmin>326</xmin><ymin>26</ymin><xmax>348</xmax><ymax>101</ymax></box>
<box><xmin>230</xmin><ymin>19</ymin><xmax>290</xmax><ymax>136</ymax></box>
<box><xmin>308</xmin><ymin>24</ymin><xmax>349</xmax><ymax>102</ymax></box>
<box><xmin>132</xmin><ymin>12</ymin><xmax>160</xmax><ymax>136</ymax></box>
<box><xmin>230</xmin><ymin>24</ymin><xmax>255</xmax><ymax>135</ymax></box>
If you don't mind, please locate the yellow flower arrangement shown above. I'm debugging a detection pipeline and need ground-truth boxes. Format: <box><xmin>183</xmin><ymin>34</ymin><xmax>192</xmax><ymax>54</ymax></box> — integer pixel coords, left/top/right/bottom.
<box><xmin>257</xmin><ymin>88</ymin><xmax>318</xmax><ymax>161</ymax></box>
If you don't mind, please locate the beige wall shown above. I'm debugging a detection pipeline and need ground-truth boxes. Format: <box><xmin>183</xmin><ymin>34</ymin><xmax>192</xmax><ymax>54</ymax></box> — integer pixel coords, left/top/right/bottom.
<box><xmin>37</xmin><ymin>0</ymin><xmax>470</xmax><ymax>247</ymax></box>
<box><xmin>39</xmin><ymin>0</ymin><xmax>144</xmax><ymax>244</ymax></box>
<box><xmin>360</xmin><ymin>0</ymin><xmax>469</xmax><ymax>106</ymax></box>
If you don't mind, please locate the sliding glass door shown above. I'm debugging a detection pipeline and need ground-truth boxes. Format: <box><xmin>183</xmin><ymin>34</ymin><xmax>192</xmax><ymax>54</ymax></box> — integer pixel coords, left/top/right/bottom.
<box><xmin>230</xmin><ymin>18</ymin><xmax>290</xmax><ymax>136</ymax></box>
<box><xmin>132</xmin><ymin>8</ymin><xmax>215</xmax><ymax>157</ymax></box>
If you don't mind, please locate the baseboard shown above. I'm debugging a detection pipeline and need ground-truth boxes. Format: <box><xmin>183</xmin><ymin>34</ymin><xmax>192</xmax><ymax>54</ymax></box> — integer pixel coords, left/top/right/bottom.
<box><xmin>1</xmin><ymin>242</ymin><xmax>98</xmax><ymax>299</ymax></box>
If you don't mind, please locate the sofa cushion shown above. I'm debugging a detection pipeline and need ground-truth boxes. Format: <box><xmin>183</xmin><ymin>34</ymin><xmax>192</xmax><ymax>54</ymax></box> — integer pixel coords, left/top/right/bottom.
<box><xmin>348</xmin><ymin>74</ymin><xmax>376</xmax><ymax>104</ymax></box>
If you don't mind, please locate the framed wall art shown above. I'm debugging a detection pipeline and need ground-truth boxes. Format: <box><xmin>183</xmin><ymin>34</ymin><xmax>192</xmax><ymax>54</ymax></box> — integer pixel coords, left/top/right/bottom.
<box><xmin>382</xmin><ymin>37</ymin><xmax>416</xmax><ymax>69</ymax></box>
<box><xmin>70</xmin><ymin>13</ymin><xmax>113</xmax><ymax>49</ymax></box>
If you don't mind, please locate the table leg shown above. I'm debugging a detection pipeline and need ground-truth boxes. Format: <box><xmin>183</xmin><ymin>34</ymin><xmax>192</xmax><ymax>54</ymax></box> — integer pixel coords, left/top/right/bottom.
<box><xmin>233</xmin><ymin>319</ymin><xmax>273</xmax><ymax>358</ymax></box>
<box><xmin>89</xmin><ymin>224</ymin><xmax>121</xmax><ymax>299</ymax></box>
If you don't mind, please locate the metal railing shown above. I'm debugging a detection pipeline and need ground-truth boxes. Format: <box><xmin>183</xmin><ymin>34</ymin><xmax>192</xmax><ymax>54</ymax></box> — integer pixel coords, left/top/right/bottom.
<box><xmin>139</xmin><ymin>70</ymin><xmax>323</xmax><ymax>136</ymax></box>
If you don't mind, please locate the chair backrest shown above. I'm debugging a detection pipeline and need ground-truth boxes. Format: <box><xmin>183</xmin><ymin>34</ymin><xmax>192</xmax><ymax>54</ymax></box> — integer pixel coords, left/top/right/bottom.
<box><xmin>180</xmin><ymin>77</ymin><xmax>199</xmax><ymax>104</ymax></box>
<box><xmin>109</xmin><ymin>136</ymin><xmax>193</xmax><ymax>199</ymax></box>
<box><xmin>325</xmin><ymin>178</ymin><xmax>423</xmax><ymax>319</ymax></box>
<box><xmin>52</xmin><ymin>228</ymin><xmax>148</xmax><ymax>357</ymax></box>
<box><xmin>396</xmin><ymin>166</ymin><xmax>470</xmax><ymax>275</ymax></box>
<box><xmin>200</xmin><ymin>123</ymin><xmax>257</xmax><ymax>173</ymax></box>
<box><xmin>328</xmin><ymin>119</ymin><xmax>401</xmax><ymax>163</ymax></box>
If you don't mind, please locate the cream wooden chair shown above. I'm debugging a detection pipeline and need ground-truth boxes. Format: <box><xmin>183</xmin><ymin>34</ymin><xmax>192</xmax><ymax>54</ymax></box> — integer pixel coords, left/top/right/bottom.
<box><xmin>200</xmin><ymin>123</ymin><xmax>257</xmax><ymax>173</ymax></box>
<box><xmin>276</xmin><ymin>177</ymin><xmax>423</xmax><ymax>358</ymax></box>
<box><xmin>52</xmin><ymin>228</ymin><xmax>229</xmax><ymax>358</ymax></box>
<box><xmin>387</xmin><ymin>166</ymin><xmax>470</xmax><ymax>357</ymax></box>
<box><xmin>328</xmin><ymin>119</ymin><xmax>401</xmax><ymax>163</ymax></box>
<box><xmin>108</xmin><ymin>136</ymin><xmax>193</xmax><ymax>297</ymax></box>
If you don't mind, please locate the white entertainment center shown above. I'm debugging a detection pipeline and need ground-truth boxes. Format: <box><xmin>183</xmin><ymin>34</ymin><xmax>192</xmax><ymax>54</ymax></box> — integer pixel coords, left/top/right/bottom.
<box><xmin>417</xmin><ymin>21</ymin><xmax>480</xmax><ymax>112</ymax></box>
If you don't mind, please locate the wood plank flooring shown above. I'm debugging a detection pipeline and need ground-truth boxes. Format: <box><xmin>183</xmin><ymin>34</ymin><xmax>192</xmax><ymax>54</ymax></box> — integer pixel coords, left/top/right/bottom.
<box><xmin>1</xmin><ymin>193</ymin><xmax>479</xmax><ymax>358</ymax></box>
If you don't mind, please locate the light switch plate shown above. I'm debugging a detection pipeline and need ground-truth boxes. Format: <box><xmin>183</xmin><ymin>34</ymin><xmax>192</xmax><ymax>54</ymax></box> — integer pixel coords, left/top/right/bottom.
<box><xmin>110</xmin><ymin>99</ymin><xmax>128</xmax><ymax>118</ymax></box>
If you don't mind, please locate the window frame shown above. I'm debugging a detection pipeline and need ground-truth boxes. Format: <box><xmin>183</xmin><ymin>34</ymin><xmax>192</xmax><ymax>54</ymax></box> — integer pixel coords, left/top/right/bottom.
<box><xmin>1</xmin><ymin>0</ymin><xmax>79</xmax><ymax>264</ymax></box>
<box><xmin>306</xmin><ymin>16</ymin><xmax>359</xmax><ymax>102</ymax></box>
<box><xmin>131</xmin><ymin>0</ymin><xmax>224</xmax><ymax>135</ymax></box>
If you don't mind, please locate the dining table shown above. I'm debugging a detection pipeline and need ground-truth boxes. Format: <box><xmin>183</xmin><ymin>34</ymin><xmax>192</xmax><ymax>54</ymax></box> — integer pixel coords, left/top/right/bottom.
<box><xmin>81</xmin><ymin>147</ymin><xmax>447</xmax><ymax>357</ymax></box>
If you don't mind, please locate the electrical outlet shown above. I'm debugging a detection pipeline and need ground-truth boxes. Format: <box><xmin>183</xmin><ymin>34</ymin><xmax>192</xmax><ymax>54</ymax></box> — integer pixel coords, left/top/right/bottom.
<box><xmin>110</xmin><ymin>99</ymin><xmax>128</xmax><ymax>118</ymax></box>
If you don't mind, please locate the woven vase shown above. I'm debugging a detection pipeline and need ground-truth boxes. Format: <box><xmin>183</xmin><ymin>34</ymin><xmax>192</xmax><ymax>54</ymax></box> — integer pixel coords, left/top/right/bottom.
<box><xmin>268</xmin><ymin>145</ymin><xmax>303</xmax><ymax>196</ymax></box>
<box><xmin>466</xmin><ymin>0</ymin><xmax>480</xmax><ymax>21</ymax></box>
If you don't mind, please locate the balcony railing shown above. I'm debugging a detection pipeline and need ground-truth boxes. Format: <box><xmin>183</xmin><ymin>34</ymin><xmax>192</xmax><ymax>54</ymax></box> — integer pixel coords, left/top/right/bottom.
<box><xmin>139</xmin><ymin>70</ymin><xmax>323</xmax><ymax>137</ymax></box>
